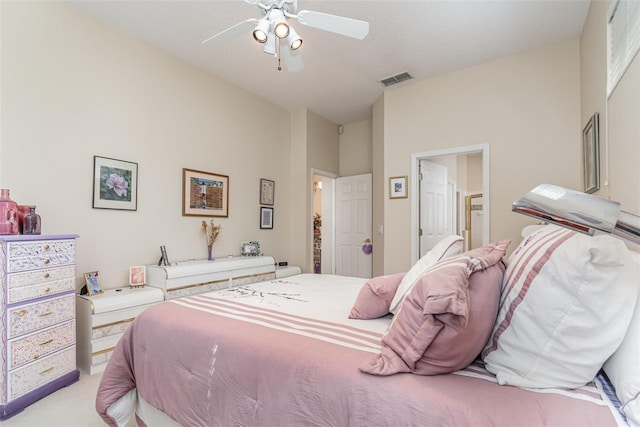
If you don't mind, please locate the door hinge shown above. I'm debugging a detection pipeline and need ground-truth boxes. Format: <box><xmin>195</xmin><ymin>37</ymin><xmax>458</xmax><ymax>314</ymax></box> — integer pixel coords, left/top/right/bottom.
<box><xmin>419</xmin><ymin>228</ymin><xmax>423</xmax><ymax>236</ymax></box>
<box><xmin>419</xmin><ymin>173</ymin><xmax>423</xmax><ymax>181</ymax></box>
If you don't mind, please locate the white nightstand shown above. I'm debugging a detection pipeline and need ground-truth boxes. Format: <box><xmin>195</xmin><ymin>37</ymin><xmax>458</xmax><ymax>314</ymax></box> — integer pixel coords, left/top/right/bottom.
<box><xmin>76</xmin><ymin>286</ymin><xmax>164</xmax><ymax>375</ymax></box>
<box><xmin>275</xmin><ymin>265</ymin><xmax>302</xmax><ymax>278</ymax></box>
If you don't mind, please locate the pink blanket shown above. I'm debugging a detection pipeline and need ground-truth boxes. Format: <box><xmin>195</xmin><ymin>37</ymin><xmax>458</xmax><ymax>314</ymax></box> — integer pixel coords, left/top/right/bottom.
<box><xmin>96</xmin><ymin>280</ymin><xmax>620</xmax><ymax>426</ymax></box>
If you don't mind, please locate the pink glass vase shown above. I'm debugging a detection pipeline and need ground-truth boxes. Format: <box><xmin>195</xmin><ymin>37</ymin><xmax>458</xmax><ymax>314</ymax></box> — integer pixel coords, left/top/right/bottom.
<box><xmin>0</xmin><ymin>189</ymin><xmax>19</xmax><ymax>235</ymax></box>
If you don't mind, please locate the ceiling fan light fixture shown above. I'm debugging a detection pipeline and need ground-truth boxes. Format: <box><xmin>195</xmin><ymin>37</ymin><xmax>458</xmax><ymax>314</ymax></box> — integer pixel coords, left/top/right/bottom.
<box><xmin>287</xmin><ymin>28</ymin><xmax>303</xmax><ymax>50</ymax></box>
<box><xmin>269</xmin><ymin>9</ymin><xmax>290</xmax><ymax>38</ymax></box>
<box><xmin>252</xmin><ymin>18</ymin><xmax>270</xmax><ymax>43</ymax></box>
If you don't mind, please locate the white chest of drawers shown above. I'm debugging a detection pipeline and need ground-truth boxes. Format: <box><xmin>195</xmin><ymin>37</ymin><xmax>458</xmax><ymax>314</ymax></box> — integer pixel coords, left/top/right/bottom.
<box><xmin>76</xmin><ymin>286</ymin><xmax>164</xmax><ymax>375</ymax></box>
<box><xmin>0</xmin><ymin>234</ymin><xmax>80</xmax><ymax>421</ymax></box>
<box><xmin>146</xmin><ymin>256</ymin><xmax>277</xmax><ymax>299</ymax></box>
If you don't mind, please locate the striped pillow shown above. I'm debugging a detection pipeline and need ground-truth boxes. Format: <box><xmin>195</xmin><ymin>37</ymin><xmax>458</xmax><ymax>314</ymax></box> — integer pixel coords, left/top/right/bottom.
<box><xmin>482</xmin><ymin>225</ymin><xmax>639</xmax><ymax>389</ymax></box>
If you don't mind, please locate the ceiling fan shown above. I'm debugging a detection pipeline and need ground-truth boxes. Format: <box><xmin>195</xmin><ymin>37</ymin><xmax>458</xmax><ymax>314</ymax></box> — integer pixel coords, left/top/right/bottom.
<box><xmin>201</xmin><ymin>0</ymin><xmax>370</xmax><ymax>72</ymax></box>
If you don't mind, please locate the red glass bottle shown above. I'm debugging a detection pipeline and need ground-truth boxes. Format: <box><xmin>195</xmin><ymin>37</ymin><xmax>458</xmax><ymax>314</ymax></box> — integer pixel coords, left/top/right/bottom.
<box><xmin>0</xmin><ymin>189</ymin><xmax>19</xmax><ymax>235</ymax></box>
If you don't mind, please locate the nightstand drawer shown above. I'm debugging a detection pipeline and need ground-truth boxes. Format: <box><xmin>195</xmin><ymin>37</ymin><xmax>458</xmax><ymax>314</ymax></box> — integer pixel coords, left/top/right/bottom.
<box><xmin>8</xmin><ymin>346</ymin><xmax>76</xmax><ymax>401</ymax></box>
<box><xmin>7</xmin><ymin>321</ymin><xmax>76</xmax><ymax>369</ymax></box>
<box><xmin>6</xmin><ymin>240</ymin><xmax>76</xmax><ymax>273</ymax></box>
<box><xmin>8</xmin><ymin>294</ymin><xmax>75</xmax><ymax>339</ymax></box>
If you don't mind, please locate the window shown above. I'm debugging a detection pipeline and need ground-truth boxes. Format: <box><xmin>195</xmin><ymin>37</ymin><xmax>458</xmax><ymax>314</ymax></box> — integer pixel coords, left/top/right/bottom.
<box><xmin>608</xmin><ymin>0</ymin><xmax>640</xmax><ymax>95</ymax></box>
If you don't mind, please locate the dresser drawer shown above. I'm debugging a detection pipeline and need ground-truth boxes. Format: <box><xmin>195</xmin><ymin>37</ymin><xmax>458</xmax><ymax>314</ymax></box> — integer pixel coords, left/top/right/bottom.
<box><xmin>8</xmin><ymin>275</ymin><xmax>76</xmax><ymax>304</ymax></box>
<box><xmin>7</xmin><ymin>320</ymin><xmax>76</xmax><ymax>369</ymax></box>
<box><xmin>8</xmin><ymin>346</ymin><xmax>76</xmax><ymax>401</ymax></box>
<box><xmin>8</xmin><ymin>294</ymin><xmax>75</xmax><ymax>339</ymax></box>
<box><xmin>6</xmin><ymin>240</ymin><xmax>76</xmax><ymax>273</ymax></box>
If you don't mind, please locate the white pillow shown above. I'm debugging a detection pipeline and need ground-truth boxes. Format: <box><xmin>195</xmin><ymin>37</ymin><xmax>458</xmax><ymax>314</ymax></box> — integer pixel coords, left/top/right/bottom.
<box><xmin>604</xmin><ymin>251</ymin><xmax>640</xmax><ymax>427</ymax></box>
<box><xmin>389</xmin><ymin>235</ymin><xmax>464</xmax><ymax>314</ymax></box>
<box><xmin>482</xmin><ymin>225</ymin><xmax>639</xmax><ymax>389</ymax></box>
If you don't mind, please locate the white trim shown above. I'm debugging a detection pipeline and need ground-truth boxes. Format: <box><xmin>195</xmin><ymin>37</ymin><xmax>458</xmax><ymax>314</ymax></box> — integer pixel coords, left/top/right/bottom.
<box><xmin>410</xmin><ymin>144</ymin><xmax>490</xmax><ymax>265</ymax></box>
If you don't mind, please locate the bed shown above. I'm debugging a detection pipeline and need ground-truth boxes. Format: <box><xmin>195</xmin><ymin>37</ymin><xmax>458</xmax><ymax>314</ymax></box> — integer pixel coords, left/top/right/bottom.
<box><xmin>95</xmin><ymin>231</ymin><xmax>637</xmax><ymax>427</ymax></box>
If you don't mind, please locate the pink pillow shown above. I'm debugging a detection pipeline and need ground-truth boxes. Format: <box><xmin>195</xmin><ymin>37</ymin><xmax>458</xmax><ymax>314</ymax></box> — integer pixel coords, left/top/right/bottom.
<box><xmin>349</xmin><ymin>273</ymin><xmax>406</xmax><ymax>319</ymax></box>
<box><xmin>360</xmin><ymin>240</ymin><xmax>510</xmax><ymax>376</ymax></box>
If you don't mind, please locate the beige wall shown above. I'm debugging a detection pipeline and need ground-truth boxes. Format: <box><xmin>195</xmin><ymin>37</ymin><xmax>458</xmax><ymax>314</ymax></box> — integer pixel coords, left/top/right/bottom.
<box><xmin>581</xmin><ymin>0</ymin><xmax>640</xmax><ymax>213</ymax></box>
<box><xmin>381</xmin><ymin>40</ymin><xmax>582</xmax><ymax>273</ymax></box>
<box><xmin>339</xmin><ymin>119</ymin><xmax>372</xmax><ymax>176</ymax></box>
<box><xmin>1</xmin><ymin>1</ymin><xmax>293</xmax><ymax>288</ymax></box>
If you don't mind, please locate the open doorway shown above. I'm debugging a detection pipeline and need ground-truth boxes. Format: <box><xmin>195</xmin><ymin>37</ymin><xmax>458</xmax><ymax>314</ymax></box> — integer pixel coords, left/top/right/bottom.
<box><xmin>312</xmin><ymin>172</ymin><xmax>335</xmax><ymax>274</ymax></box>
<box><xmin>410</xmin><ymin>144</ymin><xmax>490</xmax><ymax>265</ymax></box>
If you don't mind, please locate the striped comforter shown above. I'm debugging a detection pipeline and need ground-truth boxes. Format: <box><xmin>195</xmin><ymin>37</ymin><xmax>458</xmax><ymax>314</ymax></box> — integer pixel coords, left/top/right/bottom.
<box><xmin>96</xmin><ymin>274</ymin><xmax>622</xmax><ymax>427</ymax></box>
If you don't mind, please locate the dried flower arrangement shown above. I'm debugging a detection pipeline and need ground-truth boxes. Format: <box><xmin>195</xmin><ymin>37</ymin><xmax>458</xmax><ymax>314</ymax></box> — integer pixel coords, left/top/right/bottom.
<box><xmin>201</xmin><ymin>219</ymin><xmax>222</xmax><ymax>260</ymax></box>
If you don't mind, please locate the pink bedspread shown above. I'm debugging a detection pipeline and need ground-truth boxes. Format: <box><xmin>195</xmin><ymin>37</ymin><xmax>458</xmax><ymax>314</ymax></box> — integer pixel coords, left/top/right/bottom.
<box><xmin>96</xmin><ymin>278</ymin><xmax>620</xmax><ymax>427</ymax></box>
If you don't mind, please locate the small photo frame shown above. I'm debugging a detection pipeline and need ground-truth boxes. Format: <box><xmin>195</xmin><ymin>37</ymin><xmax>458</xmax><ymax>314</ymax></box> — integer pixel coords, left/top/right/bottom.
<box><xmin>260</xmin><ymin>178</ymin><xmax>275</xmax><ymax>206</ymax></box>
<box><xmin>260</xmin><ymin>207</ymin><xmax>274</xmax><ymax>229</ymax></box>
<box><xmin>129</xmin><ymin>266</ymin><xmax>146</xmax><ymax>288</ymax></box>
<box><xmin>93</xmin><ymin>156</ymin><xmax>138</xmax><ymax>211</ymax></box>
<box><xmin>582</xmin><ymin>113</ymin><xmax>600</xmax><ymax>194</ymax></box>
<box><xmin>183</xmin><ymin>168</ymin><xmax>229</xmax><ymax>217</ymax></box>
<box><xmin>241</xmin><ymin>241</ymin><xmax>259</xmax><ymax>256</ymax></box>
<box><xmin>84</xmin><ymin>271</ymin><xmax>103</xmax><ymax>296</ymax></box>
<box><xmin>389</xmin><ymin>176</ymin><xmax>408</xmax><ymax>199</ymax></box>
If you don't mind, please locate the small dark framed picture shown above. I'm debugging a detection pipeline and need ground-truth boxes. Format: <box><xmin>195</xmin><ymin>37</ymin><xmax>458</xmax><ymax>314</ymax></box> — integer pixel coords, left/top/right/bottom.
<box><xmin>582</xmin><ymin>113</ymin><xmax>600</xmax><ymax>194</ymax></box>
<box><xmin>260</xmin><ymin>207</ymin><xmax>274</xmax><ymax>229</ymax></box>
<box><xmin>84</xmin><ymin>271</ymin><xmax>104</xmax><ymax>296</ymax></box>
<box><xmin>260</xmin><ymin>178</ymin><xmax>275</xmax><ymax>206</ymax></box>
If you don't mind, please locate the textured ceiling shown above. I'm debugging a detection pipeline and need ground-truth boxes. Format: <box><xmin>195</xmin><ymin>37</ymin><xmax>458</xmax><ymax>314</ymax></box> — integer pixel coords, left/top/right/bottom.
<box><xmin>70</xmin><ymin>0</ymin><xmax>590</xmax><ymax>124</ymax></box>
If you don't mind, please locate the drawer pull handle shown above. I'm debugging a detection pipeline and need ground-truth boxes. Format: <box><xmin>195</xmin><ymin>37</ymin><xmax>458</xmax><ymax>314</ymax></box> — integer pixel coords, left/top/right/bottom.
<box><xmin>18</xmin><ymin>310</ymin><xmax>27</xmax><ymax>317</ymax></box>
<box><xmin>39</xmin><ymin>367</ymin><xmax>54</xmax><ymax>375</ymax></box>
<box><xmin>39</xmin><ymin>339</ymin><xmax>54</xmax><ymax>346</ymax></box>
<box><xmin>43</xmin><ymin>244</ymin><xmax>50</xmax><ymax>250</ymax></box>
<box><xmin>44</xmin><ymin>287</ymin><xmax>51</xmax><ymax>293</ymax></box>
<box><xmin>39</xmin><ymin>312</ymin><xmax>53</xmax><ymax>317</ymax></box>
<box><xmin>44</xmin><ymin>259</ymin><xmax>50</xmax><ymax>265</ymax></box>
<box><xmin>44</xmin><ymin>273</ymin><xmax>50</xmax><ymax>278</ymax></box>
<box><xmin>34</xmin><ymin>354</ymin><xmax>40</xmax><ymax>360</ymax></box>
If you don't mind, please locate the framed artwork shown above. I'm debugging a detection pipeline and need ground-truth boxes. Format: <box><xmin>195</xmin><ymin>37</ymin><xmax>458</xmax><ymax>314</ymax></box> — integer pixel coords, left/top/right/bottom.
<box><xmin>183</xmin><ymin>168</ymin><xmax>229</xmax><ymax>217</ymax></box>
<box><xmin>93</xmin><ymin>156</ymin><xmax>138</xmax><ymax>210</ymax></box>
<box><xmin>389</xmin><ymin>176</ymin><xmax>408</xmax><ymax>199</ymax></box>
<box><xmin>129</xmin><ymin>266</ymin><xmax>146</xmax><ymax>288</ymax></box>
<box><xmin>241</xmin><ymin>241</ymin><xmax>260</xmax><ymax>256</ymax></box>
<box><xmin>582</xmin><ymin>113</ymin><xmax>600</xmax><ymax>194</ymax></box>
<box><xmin>84</xmin><ymin>271</ymin><xmax>103</xmax><ymax>296</ymax></box>
<box><xmin>260</xmin><ymin>207</ymin><xmax>274</xmax><ymax>229</ymax></box>
<box><xmin>260</xmin><ymin>178</ymin><xmax>275</xmax><ymax>205</ymax></box>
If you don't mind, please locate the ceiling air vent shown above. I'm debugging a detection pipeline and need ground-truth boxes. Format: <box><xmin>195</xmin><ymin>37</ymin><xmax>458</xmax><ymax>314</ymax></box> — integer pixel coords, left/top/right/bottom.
<box><xmin>379</xmin><ymin>72</ymin><xmax>413</xmax><ymax>87</ymax></box>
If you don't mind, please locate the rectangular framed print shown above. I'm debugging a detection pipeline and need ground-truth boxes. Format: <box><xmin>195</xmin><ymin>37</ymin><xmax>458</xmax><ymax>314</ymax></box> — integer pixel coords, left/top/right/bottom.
<box><xmin>389</xmin><ymin>176</ymin><xmax>408</xmax><ymax>199</ymax></box>
<box><xmin>183</xmin><ymin>168</ymin><xmax>229</xmax><ymax>217</ymax></box>
<box><xmin>93</xmin><ymin>156</ymin><xmax>138</xmax><ymax>210</ymax></box>
<box><xmin>260</xmin><ymin>207</ymin><xmax>274</xmax><ymax>229</ymax></box>
<box><xmin>582</xmin><ymin>113</ymin><xmax>600</xmax><ymax>194</ymax></box>
<box><xmin>129</xmin><ymin>266</ymin><xmax>146</xmax><ymax>288</ymax></box>
<box><xmin>260</xmin><ymin>178</ymin><xmax>275</xmax><ymax>205</ymax></box>
<box><xmin>84</xmin><ymin>271</ymin><xmax>103</xmax><ymax>296</ymax></box>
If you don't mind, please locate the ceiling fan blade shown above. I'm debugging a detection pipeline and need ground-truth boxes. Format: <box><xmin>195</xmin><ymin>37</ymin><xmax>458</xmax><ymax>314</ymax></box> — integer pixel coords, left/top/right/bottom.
<box><xmin>280</xmin><ymin>41</ymin><xmax>304</xmax><ymax>72</ymax></box>
<box><xmin>201</xmin><ymin>19</ymin><xmax>259</xmax><ymax>48</ymax></box>
<box><xmin>296</xmin><ymin>10</ymin><xmax>369</xmax><ymax>40</ymax></box>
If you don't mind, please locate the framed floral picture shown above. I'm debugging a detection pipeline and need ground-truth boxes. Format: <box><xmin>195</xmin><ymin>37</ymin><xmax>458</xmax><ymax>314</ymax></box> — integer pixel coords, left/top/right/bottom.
<box><xmin>129</xmin><ymin>266</ymin><xmax>146</xmax><ymax>288</ymax></box>
<box><xmin>93</xmin><ymin>156</ymin><xmax>138</xmax><ymax>210</ymax></box>
<box><xmin>183</xmin><ymin>168</ymin><xmax>229</xmax><ymax>217</ymax></box>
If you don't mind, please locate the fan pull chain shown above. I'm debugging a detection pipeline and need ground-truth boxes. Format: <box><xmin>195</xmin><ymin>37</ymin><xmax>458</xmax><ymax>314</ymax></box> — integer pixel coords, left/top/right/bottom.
<box><xmin>277</xmin><ymin>39</ymin><xmax>282</xmax><ymax>71</ymax></box>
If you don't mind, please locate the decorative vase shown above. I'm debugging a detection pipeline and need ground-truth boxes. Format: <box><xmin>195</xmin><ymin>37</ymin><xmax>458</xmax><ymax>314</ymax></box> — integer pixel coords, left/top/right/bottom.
<box><xmin>23</xmin><ymin>206</ymin><xmax>41</xmax><ymax>235</ymax></box>
<box><xmin>207</xmin><ymin>245</ymin><xmax>214</xmax><ymax>261</ymax></box>
<box><xmin>17</xmin><ymin>205</ymin><xmax>31</xmax><ymax>234</ymax></box>
<box><xmin>0</xmin><ymin>189</ymin><xmax>19</xmax><ymax>235</ymax></box>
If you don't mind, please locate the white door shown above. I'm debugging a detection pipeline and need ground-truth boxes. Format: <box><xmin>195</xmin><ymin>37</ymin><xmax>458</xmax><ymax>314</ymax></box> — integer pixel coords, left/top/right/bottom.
<box><xmin>419</xmin><ymin>160</ymin><xmax>449</xmax><ymax>256</ymax></box>
<box><xmin>335</xmin><ymin>173</ymin><xmax>372</xmax><ymax>278</ymax></box>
